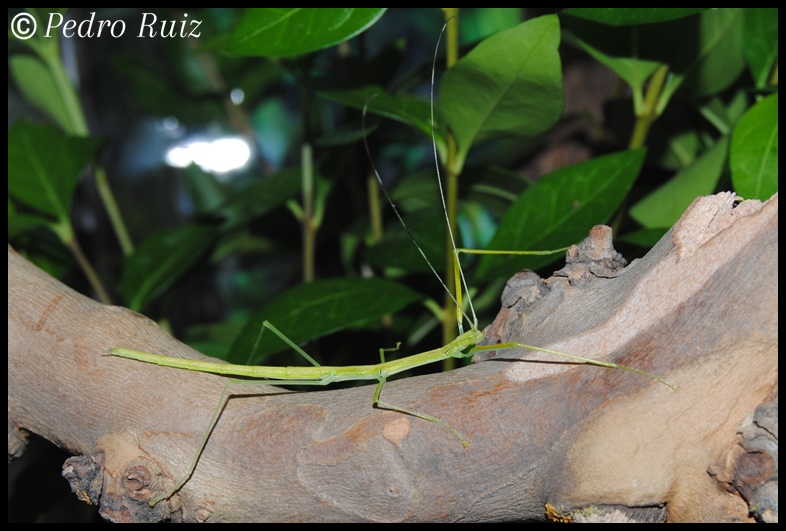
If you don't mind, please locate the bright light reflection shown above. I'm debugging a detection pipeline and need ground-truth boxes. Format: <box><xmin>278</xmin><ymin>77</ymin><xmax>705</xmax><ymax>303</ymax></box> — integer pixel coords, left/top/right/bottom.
<box><xmin>161</xmin><ymin>116</ymin><xmax>180</xmax><ymax>131</ymax></box>
<box><xmin>207</xmin><ymin>138</ymin><xmax>251</xmax><ymax>173</ymax></box>
<box><xmin>230</xmin><ymin>88</ymin><xmax>245</xmax><ymax>105</ymax></box>
<box><xmin>165</xmin><ymin>146</ymin><xmax>192</xmax><ymax>168</ymax></box>
<box><xmin>164</xmin><ymin>136</ymin><xmax>252</xmax><ymax>175</ymax></box>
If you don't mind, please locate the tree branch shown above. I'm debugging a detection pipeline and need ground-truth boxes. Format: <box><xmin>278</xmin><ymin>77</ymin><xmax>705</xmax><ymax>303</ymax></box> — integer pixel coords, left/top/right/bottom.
<box><xmin>8</xmin><ymin>192</ymin><xmax>777</xmax><ymax>522</ymax></box>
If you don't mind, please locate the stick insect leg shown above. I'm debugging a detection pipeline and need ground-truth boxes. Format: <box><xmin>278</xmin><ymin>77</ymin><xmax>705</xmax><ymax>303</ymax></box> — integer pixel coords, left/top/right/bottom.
<box><xmin>372</xmin><ymin>378</ymin><xmax>470</xmax><ymax>447</ymax></box>
<box><xmin>150</xmin><ymin>319</ymin><xmax>325</xmax><ymax>506</ymax></box>
<box><xmin>151</xmin><ymin>375</ymin><xmax>337</xmax><ymax>507</ymax></box>
<box><xmin>470</xmin><ymin>342</ymin><xmax>678</xmax><ymax>391</ymax></box>
<box><xmin>262</xmin><ymin>320</ymin><xmax>320</xmax><ymax>367</ymax></box>
<box><xmin>149</xmin><ymin>378</ymin><xmax>237</xmax><ymax>507</ymax></box>
<box><xmin>378</xmin><ymin>343</ymin><xmax>401</xmax><ymax>364</ymax></box>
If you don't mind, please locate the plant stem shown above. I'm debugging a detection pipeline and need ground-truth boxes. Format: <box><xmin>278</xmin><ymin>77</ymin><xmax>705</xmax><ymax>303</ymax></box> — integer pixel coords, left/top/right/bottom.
<box><xmin>629</xmin><ymin>64</ymin><xmax>669</xmax><ymax>149</ymax></box>
<box><xmin>367</xmin><ymin>174</ymin><xmax>384</xmax><ymax>244</ymax></box>
<box><xmin>94</xmin><ymin>165</ymin><xmax>134</xmax><ymax>256</ymax></box>
<box><xmin>301</xmin><ymin>143</ymin><xmax>315</xmax><ymax>283</ymax></box>
<box><xmin>56</xmin><ymin>223</ymin><xmax>112</xmax><ymax>305</ymax></box>
<box><xmin>32</xmin><ymin>21</ymin><xmax>135</xmax><ymax>262</ymax></box>
<box><xmin>441</xmin><ymin>9</ymin><xmax>460</xmax><ymax>370</ymax></box>
<box><xmin>40</xmin><ymin>50</ymin><xmax>89</xmax><ymax>136</ymax></box>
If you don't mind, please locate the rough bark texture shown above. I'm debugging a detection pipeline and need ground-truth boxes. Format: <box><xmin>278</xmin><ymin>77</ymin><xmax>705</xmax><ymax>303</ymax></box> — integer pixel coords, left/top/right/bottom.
<box><xmin>8</xmin><ymin>193</ymin><xmax>778</xmax><ymax>522</ymax></box>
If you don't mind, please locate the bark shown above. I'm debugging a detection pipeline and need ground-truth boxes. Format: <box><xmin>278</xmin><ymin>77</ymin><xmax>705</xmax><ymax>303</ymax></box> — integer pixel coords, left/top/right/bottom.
<box><xmin>8</xmin><ymin>193</ymin><xmax>778</xmax><ymax>523</ymax></box>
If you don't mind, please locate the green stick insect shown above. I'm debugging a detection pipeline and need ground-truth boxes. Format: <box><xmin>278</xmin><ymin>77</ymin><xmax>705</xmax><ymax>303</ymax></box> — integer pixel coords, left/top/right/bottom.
<box><xmin>108</xmin><ymin>22</ymin><xmax>677</xmax><ymax>508</ymax></box>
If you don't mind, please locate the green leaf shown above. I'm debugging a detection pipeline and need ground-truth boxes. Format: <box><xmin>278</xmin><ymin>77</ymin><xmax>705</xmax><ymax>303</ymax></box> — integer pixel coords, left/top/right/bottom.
<box><xmin>440</xmin><ymin>15</ymin><xmax>564</xmax><ymax>171</ymax></box>
<box><xmin>229</xmin><ymin>278</ymin><xmax>422</xmax><ymax>364</ymax></box>
<box><xmin>730</xmin><ymin>93</ymin><xmax>778</xmax><ymax>200</ymax></box>
<box><xmin>678</xmin><ymin>9</ymin><xmax>745</xmax><ymax>98</ymax></box>
<box><xmin>122</xmin><ymin>223</ymin><xmax>219</xmax><ymax>312</ymax></box>
<box><xmin>365</xmin><ymin>208</ymin><xmax>446</xmax><ymax>274</ymax></box>
<box><xmin>9</xmin><ymin>55</ymin><xmax>74</xmax><ymax>132</ymax></box>
<box><xmin>697</xmin><ymin>95</ymin><xmax>746</xmax><ymax>136</ymax></box>
<box><xmin>630</xmin><ymin>136</ymin><xmax>729</xmax><ymax>229</ymax></box>
<box><xmin>459</xmin><ymin>8</ymin><xmax>524</xmax><ymax>42</ymax></box>
<box><xmin>7</xmin><ymin>120</ymin><xmax>102</xmax><ymax>221</ymax></box>
<box><xmin>319</xmin><ymin>86</ymin><xmax>437</xmax><ymax>145</ymax></box>
<box><xmin>184</xmin><ymin>320</ymin><xmax>247</xmax><ymax>361</ymax></box>
<box><xmin>564</xmin><ymin>30</ymin><xmax>661</xmax><ymax>95</ymax></box>
<box><xmin>115</xmin><ymin>57</ymin><xmax>225</xmax><ymax>124</ymax></box>
<box><xmin>8</xmin><ymin>211</ymin><xmax>51</xmax><ymax>239</ymax></box>
<box><xmin>742</xmin><ymin>8</ymin><xmax>779</xmax><ymax>88</ymax></box>
<box><xmin>565</xmin><ymin>9</ymin><xmax>745</xmax><ymax>107</ymax></box>
<box><xmin>562</xmin><ymin>8</ymin><xmax>707</xmax><ymax>26</ymax></box>
<box><xmin>227</xmin><ymin>8</ymin><xmax>386</xmax><ymax>57</ymax></box>
<box><xmin>475</xmin><ymin>149</ymin><xmax>645</xmax><ymax>281</ymax></box>
<box><xmin>215</xmin><ymin>167</ymin><xmax>303</xmax><ymax>231</ymax></box>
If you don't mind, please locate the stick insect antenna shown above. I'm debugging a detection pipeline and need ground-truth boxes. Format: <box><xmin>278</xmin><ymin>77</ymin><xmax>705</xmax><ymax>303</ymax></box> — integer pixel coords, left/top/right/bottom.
<box><xmin>361</xmin><ymin>103</ymin><xmax>469</xmax><ymax>330</ymax></box>
<box><xmin>428</xmin><ymin>17</ymin><xmax>478</xmax><ymax>333</ymax></box>
<box><xmin>361</xmin><ymin>18</ymin><xmax>477</xmax><ymax>335</ymax></box>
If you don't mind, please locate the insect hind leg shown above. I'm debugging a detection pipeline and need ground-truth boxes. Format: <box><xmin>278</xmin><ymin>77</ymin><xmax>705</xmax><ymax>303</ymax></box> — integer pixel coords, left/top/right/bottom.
<box><xmin>371</xmin><ymin>378</ymin><xmax>470</xmax><ymax>447</ymax></box>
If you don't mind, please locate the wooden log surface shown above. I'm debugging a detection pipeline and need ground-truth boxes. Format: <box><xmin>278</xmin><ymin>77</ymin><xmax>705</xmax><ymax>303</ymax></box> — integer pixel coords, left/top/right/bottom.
<box><xmin>8</xmin><ymin>192</ymin><xmax>778</xmax><ymax>522</ymax></box>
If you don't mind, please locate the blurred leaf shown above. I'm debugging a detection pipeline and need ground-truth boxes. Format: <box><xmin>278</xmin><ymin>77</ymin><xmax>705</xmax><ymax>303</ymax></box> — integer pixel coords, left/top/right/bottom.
<box><xmin>679</xmin><ymin>9</ymin><xmax>745</xmax><ymax>98</ymax></box>
<box><xmin>459</xmin><ymin>8</ymin><xmax>523</xmax><ymax>42</ymax></box>
<box><xmin>8</xmin><ymin>212</ymin><xmax>51</xmax><ymax>239</ymax></box>
<box><xmin>562</xmin><ymin>15</ymin><xmax>669</xmax><ymax>93</ymax></box>
<box><xmin>320</xmin><ymin>86</ymin><xmax>437</xmax><ymax>144</ymax></box>
<box><xmin>730</xmin><ymin>93</ymin><xmax>778</xmax><ymax>200</ymax></box>
<box><xmin>115</xmin><ymin>56</ymin><xmax>225</xmax><ymax>123</ymax></box>
<box><xmin>315</xmin><ymin>122</ymin><xmax>377</xmax><ymax>147</ymax></box>
<box><xmin>214</xmin><ymin>168</ymin><xmax>303</xmax><ymax>231</ymax></box>
<box><xmin>211</xmin><ymin>231</ymin><xmax>273</xmax><ymax>262</ymax></box>
<box><xmin>440</xmin><ymin>15</ymin><xmax>563</xmax><ymax>170</ymax></box>
<box><xmin>9</xmin><ymin>55</ymin><xmax>74</xmax><ymax>132</ymax></box>
<box><xmin>698</xmin><ymin>96</ymin><xmax>742</xmax><ymax>136</ymax></box>
<box><xmin>7</xmin><ymin>120</ymin><xmax>101</xmax><ymax>221</ymax></box>
<box><xmin>565</xmin><ymin>9</ymin><xmax>745</xmax><ymax>106</ymax></box>
<box><xmin>562</xmin><ymin>8</ymin><xmax>706</xmax><ymax>26</ymax></box>
<box><xmin>476</xmin><ymin>149</ymin><xmax>645</xmax><ymax>281</ymax></box>
<box><xmin>229</xmin><ymin>278</ymin><xmax>422</xmax><ymax>364</ymax></box>
<box><xmin>227</xmin><ymin>8</ymin><xmax>386</xmax><ymax>57</ymax></box>
<box><xmin>122</xmin><ymin>223</ymin><xmax>219</xmax><ymax>312</ymax></box>
<box><xmin>630</xmin><ymin>136</ymin><xmax>729</xmax><ymax>228</ymax></box>
<box><xmin>185</xmin><ymin>321</ymin><xmax>246</xmax><ymax>360</ymax></box>
<box><xmin>742</xmin><ymin>8</ymin><xmax>779</xmax><ymax>88</ymax></box>
<box><xmin>663</xmin><ymin>132</ymin><xmax>702</xmax><ymax>169</ymax></box>
<box><xmin>390</xmin><ymin>167</ymin><xmax>443</xmax><ymax>211</ymax></box>
<box><xmin>564</xmin><ymin>31</ymin><xmax>661</xmax><ymax>95</ymax></box>
<box><xmin>365</xmin><ymin>208</ymin><xmax>446</xmax><ymax>274</ymax></box>
<box><xmin>393</xmin><ymin>164</ymin><xmax>531</xmax><ymax>215</ymax></box>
